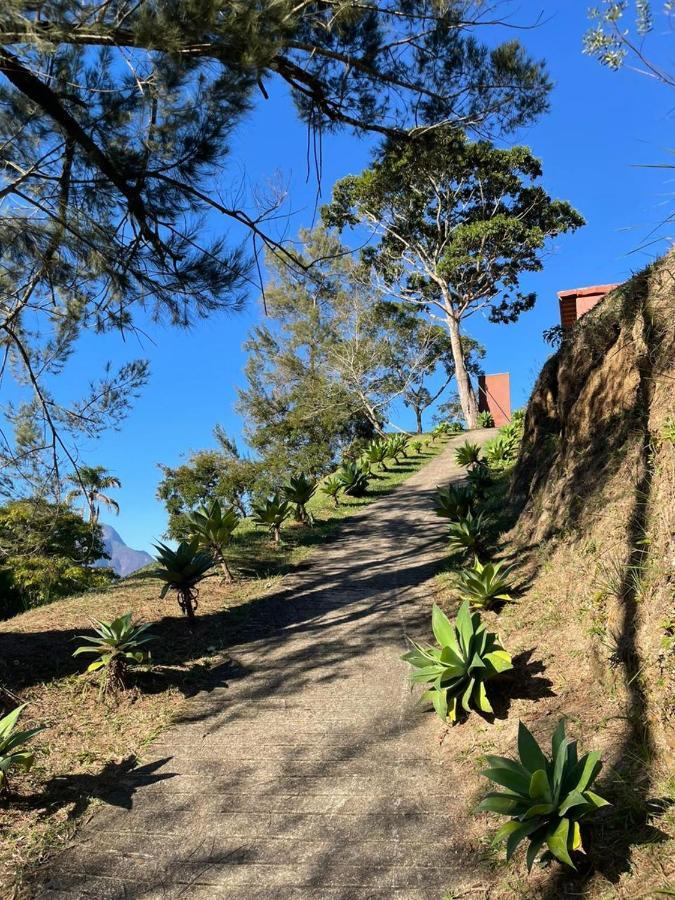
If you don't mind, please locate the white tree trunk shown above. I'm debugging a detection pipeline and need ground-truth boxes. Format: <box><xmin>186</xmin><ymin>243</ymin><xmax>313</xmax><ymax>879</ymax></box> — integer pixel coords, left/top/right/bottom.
<box><xmin>444</xmin><ymin>309</ymin><xmax>479</xmax><ymax>429</ymax></box>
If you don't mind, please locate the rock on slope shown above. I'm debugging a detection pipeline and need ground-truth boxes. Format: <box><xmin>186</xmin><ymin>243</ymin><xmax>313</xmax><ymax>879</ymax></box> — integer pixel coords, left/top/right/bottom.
<box><xmin>98</xmin><ymin>524</ymin><xmax>153</xmax><ymax>577</ymax></box>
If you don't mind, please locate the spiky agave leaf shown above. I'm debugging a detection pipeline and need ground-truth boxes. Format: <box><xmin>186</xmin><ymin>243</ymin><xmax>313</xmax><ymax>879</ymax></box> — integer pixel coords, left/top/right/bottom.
<box><xmin>479</xmin><ymin>720</ymin><xmax>609</xmax><ymax>870</ymax></box>
<box><xmin>433</xmin><ymin>484</ymin><xmax>475</xmax><ymax>519</ymax></box>
<box><xmin>0</xmin><ymin>704</ymin><xmax>44</xmax><ymax>791</ymax></box>
<box><xmin>73</xmin><ymin>612</ymin><xmax>156</xmax><ymax>674</ymax></box>
<box><xmin>338</xmin><ymin>461</ymin><xmax>371</xmax><ymax>497</ymax></box>
<box><xmin>401</xmin><ymin>601</ymin><xmax>512</xmax><ymax>723</ymax></box>
<box><xmin>454</xmin><ymin>440</ymin><xmax>483</xmax><ymax>468</ymax></box>
<box><xmin>153</xmin><ymin>539</ymin><xmax>214</xmax><ymax>596</ymax></box>
<box><xmin>251</xmin><ymin>494</ymin><xmax>293</xmax><ymax>528</ymax></box>
<box><xmin>187</xmin><ymin>499</ymin><xmax>239</xmax><ymax>547</ymax></box>
<box><xmin>456</xmin><ymin>558</ymin><xmax>516</xmax><ymax>608</ymax></box>
<box><xmin>447</xmin><ymin>511</ymin><xmax>487</xmax><ymax>556</ymax></box>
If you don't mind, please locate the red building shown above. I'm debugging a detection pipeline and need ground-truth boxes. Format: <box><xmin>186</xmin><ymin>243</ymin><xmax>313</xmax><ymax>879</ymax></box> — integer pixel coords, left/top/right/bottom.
<box><xmin>556</xmin><ymin>283</ymin><xmax>621</xmax><ymax>330</ymax></box>
<box><xmin>477</xmin><ymin>373</ymin><xmax>511</xmax><ymax>427</ymax></box>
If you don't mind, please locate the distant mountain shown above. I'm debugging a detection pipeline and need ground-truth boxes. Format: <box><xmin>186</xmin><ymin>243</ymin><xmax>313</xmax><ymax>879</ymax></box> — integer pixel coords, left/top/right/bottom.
<box><xmin>98</xmin><ymin>525</ymin><xmax>153</xmax><ymax>578</ymax></box>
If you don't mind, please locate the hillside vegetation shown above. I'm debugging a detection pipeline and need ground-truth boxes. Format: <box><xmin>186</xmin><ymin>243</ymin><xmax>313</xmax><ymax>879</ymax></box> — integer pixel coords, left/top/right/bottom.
<box><xmin>432</xmin><ymin>253</ymin><xmax>674</xmax><ymax>897</ymax></box>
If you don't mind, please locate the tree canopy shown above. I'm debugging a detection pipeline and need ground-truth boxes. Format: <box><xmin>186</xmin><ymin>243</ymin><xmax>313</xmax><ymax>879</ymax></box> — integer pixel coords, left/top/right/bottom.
<box><xmin>0</xmin><ymin>1</ymin><xmax>551</xmax><ymax>492</ymax></box>
<box><xmin>323</xmin><ymin>129</ymin><xmax>584</xmax><ymax>425</ymax></box>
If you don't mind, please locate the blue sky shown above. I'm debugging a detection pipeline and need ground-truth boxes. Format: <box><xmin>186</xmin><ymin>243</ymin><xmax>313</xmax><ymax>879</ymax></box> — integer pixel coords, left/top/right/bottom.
<box><xmin>50</xmin><ymin>1</ymin><xmax>674</xmax><ymax>552</ymax></box>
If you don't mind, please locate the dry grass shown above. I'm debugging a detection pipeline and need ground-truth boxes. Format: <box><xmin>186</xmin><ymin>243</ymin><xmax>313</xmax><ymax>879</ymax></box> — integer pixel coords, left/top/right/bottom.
<box><xmin>0</xmin><ymin>434</ymin><xmax>447</xmax><ymax>898</ymax></box>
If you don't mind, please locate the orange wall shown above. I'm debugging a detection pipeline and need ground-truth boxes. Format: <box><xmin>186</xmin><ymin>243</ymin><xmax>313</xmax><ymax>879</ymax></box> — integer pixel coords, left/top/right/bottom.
<box><xmin>477</xmin><ymin>373</ymin><xmax>511</xmax><ymax>427</ymax></box>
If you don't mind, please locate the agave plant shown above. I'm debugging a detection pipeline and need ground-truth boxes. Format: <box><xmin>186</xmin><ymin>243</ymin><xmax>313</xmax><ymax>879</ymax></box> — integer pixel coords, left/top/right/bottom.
<box><xmin>363</xmin><ymin>440</ymin><xmax>390</xmax><ymax>471</ymax></box>
<box><xmin>338</xmin><ymin>461</ymin><xmax>370</xmax><ymax>497</ymax></box>
<box><xmin>282</xmin><ymin>474</ymin><xmax>317</xmax><ymax>525</ymax></box>
<box><xmin>433</xmin><ymin>484</ymin><xmax>475</xmax><ymax>520</ymax></box>
<box><xmin>456</xmin><ymin>558</ymin><xmax>516</xmax><ymax>608</ymax></box>
<box><xmin>387</xmin><ymin>434</ymin><xmax>409</xmax><ymax>459</ymax></box>
<box><xmin>73</xmin><ymin>612</ymin><xmax>156</xmax><ymax>694</ymax></box>
<box><xmin>479</xmin><ymin>720</ymin><xmax>609</xmax><ymax>870</ymax></box>
<box><xmin>485</xmin><ymin>433</ymin><xmax>519</xmax><ymax>469</ymax></box>
<box><xmin>467</xmin><ymin>459</ymin><xmax>493</xmax><ymax>496</ymax></box>
<box><xmin>447</xmin><ymin>511</ymin><xmax>488</xmax><ymax>557</ymax></box>
<box><xmin>321</xmin><ymin>476</ymin><xmax>343</xmax><ymax>507</ymax></box>
<box><xmin>0</xmin><ymin>704</ymin><xmax>44</xmax><ymax>794</ymax></box>
<box><xmin>402</xmin><ymin>601</ymin><xmax>513</xmax><ymax>723</ymax></box>
<box><xmin>478</xmin><ymin>410</ymin><xmax>495</xmax><ymax>428</ymax></box>
<box><xmin>154</xmin><ymin>539</ymin><xmax>214</xmax><ymax>624</ymax></box>
<box><xmin>251</xmin><ymin>494</ymin><xmax>293</xmax><ymax>545</ymax></box>
<box><xmin>446</xmin><ymin>421</ymin><xmax>465</xmax><ymax>435</ymax></box>
<box><xmin>186</xmin><ymin>499</ymin><xmax>239</xmax><ymax>582</ymax></box>
<box><xmin>412</xmin><ymin>440</ymin><xmax>423</xmax><ymax>455</ymax></box>
<box><xmin>455</xmin><ymin>440</ymin><xmax>483</xmax><ymax>468</ymax></box>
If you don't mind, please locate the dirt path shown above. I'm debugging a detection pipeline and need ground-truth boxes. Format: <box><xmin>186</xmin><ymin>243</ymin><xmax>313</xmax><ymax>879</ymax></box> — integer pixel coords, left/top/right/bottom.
<box><xmin>33</xmin><ymin>435</ymin><xmax>493</xmax><ymax>900</ymax></box>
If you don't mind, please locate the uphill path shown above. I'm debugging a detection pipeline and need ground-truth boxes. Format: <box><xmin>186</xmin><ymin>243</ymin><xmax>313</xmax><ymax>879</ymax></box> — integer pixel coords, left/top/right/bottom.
<box><xmin>33</xmin><ymin>431</ymin><xmax>495</xmax><ymax>900</ymax></box>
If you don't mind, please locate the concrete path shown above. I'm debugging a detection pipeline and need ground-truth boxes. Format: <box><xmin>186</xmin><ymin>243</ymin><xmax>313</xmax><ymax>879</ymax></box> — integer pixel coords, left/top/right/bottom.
<box><xmin>34</xmin><ymin>435</ymin><xmax>489</xmax><ymax>900</ymax></box>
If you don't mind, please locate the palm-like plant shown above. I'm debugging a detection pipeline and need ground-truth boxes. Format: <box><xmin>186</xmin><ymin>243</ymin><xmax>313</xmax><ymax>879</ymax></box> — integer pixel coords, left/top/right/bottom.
<box><xmin>433</xmin><ymin>484</ymin><xmax>475</xmax><ymax>520</ymax></box>
<box><xmin>321</xmin><ymin>476</ymin><xmax>343</xmax><ymax>507</ymax></box>
<box><xmin>251</xmin><ymin>494</ymin><xmax>293</xmax><ymax>545</ymax></box>
<box><xmin>479</xmin><ymin>720</ymin><xmax>609</xmax><ymax>870</ymax></box>
<box><xmin>363</xmin><ymin>440</ymin><xmax>390</xmax><ymax>471</ymax></box>
<box><xmin>66</xmin><ymin>465</ymin><xmax>121</xmax><ymax>524</ymax></box>
<box><xmin>387</xmin><ymin>434</ymin><xmax>409</xmax><ymax>459</ymax></box>
<box><xmin>282</xmin><ymin>474</ymin><xmax>317</xmax><ymax>525</ymax></box>
<box><xmin>73</xmin><ymin>612</ymin><xmax>156</xmax><ymax>694</ymax></box>
<box><xmin>154</xmin><ymin>539</ymin><xmax>214</xmax><ymax>624</ymax></box>
<box><xmin>478</xmin><ymin>410</ymin><xmax>495</xmax><ymax>428</ymax></box>
<box><xmin>402</xmin><ymin>601</ymin><xmax>513</xmax><ymax>723</ymax></box>
<box><xmin>485</xmin><ymin>433</ymin><xmax>519</xmax><ymax>469</ymax></box>
<box><xmin>467</xmin><ymin>460</ymin><xmax>493</xmax><ymax>497</ymax></box>
<box><xmin>0</xmin><ymin>704</ymin><xmax>44</xmax><ymax>794</ymax></box>
<box><xmin>447</xmin><ymin>511</ymin><xmax>488</xmax><ymax>557</ymax></box>
<box><xmin>412</xmin><ymin>440</ymin><xmax>423</xmax><ymax>455</ymax></box>
<box><xmin>186</xmin><ymin>499</ymin><xmax>239</xmax><ymax>582</ymax></box>
<box><xmin>338</xmin><ymin>461</ymin><xmax>371</xmax><ymax>497</ymax></box>
<box><xmin>454</xmin><ymin>441</ymin><xmax>483</xmax><ymax>468</ymax></box>
<box><xmin>456</xmin><ymin>558</ymin><xmax>516</xmax><ymax>608</ymax></box>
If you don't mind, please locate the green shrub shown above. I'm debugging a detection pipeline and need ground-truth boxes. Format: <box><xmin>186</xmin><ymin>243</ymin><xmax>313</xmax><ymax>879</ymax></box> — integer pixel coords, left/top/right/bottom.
<box><xmin>467</xmin><ymin>459</ymin><xmax>493</xmax><ymax>496</ymax></box>
<box><xmin>338</xmin><ymin>461</ymin><xmax>371</xmax><ymax>497</ymax></box>
<box><xmin>433</xmin><ymin>484</ymin><xmax>475</xmax><ymax>520</ymax></box>
<box><xmin>251</xmin><ymin>494</ymin><xmax>293</xmax><ymax>545</ymax></box>
<box><xmin>282</xmin><ymin>474</ymin><xmax>317</xmax><ymax>525</ymax></box>
<box><xmin>478</xmin><ymin>410</ymin><xmax>494</xmax><ymax>428</ymax></box>
<box><xmin>662</xmin><ymin>417</ymin><xmax>675</xmax><ymax>445</ymax></box>
<box><xmin>73</xmin><ymin>612</ymin><xmax>156</xmax><ymax>695</ymax></box>
<box><xmin>0</xmin><ymin>704</ymin><xmax>44</xmax><ymax>794</ymax></box>
<box><xmin>412</xmin><ymin>440</ymin><xmax>423</xmax><ymax>455</ymax></box>
<box><xmin>485</xmin><ymin>433</ymin><xmax>519</xmax><ymax>469</ymax></box>
<box><xmin>386</xmin><ymin>434</ymin><xmax>409</xmax><ymax>460</ymax></box>
<box><xmin>363</xmin><ymin>440</ymin><xmax>391</xmax><ymax>470</ymax></box>
<box><xmin>402</xmin><ymin>601</ymin><xmax>513</xmax><ymax>723</ymax></box>
<box><xmin>186</xmin><ymin>499</ymin><xmax>239</xmax><ymax>582</ymax></box>
<box><xmin>153</xmin><ymin>539</ymin><xmax>214</xmax><ymax>624</ymax></box>
<box><xmin>455</xmin><ymin>440</ymin><xmax>482</xmax><ymax>468</ymax></box>
<box><xmin>456</xmin><ymin>558</ymin><xmax>515</xmax><ymax>608</ymax></box>
<box><xmin>447</xmin><ymin>511</ymin><xmax>487</xmax><ymax>557</ymax></box>
<box><xmin>479</xmin><ymin>720</ymin><xmax>609</xmax><ymax>870</ymax></box>
<box><xmin>321</xmin><ymin>476</ymin><xmax>343</xmax><ymax>507</ymax></box>
<box><xmin>446</xmin><ymin>421</ymin><xmax>465</xmax><ymax>435</ymax></box>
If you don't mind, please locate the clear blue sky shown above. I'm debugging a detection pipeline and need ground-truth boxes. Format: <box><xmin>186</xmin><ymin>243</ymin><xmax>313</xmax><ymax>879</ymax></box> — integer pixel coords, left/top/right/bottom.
<box><xmin>54</xmin><ymin>1</ymin><xmax>674</xmax><ymax>552</ymax></box>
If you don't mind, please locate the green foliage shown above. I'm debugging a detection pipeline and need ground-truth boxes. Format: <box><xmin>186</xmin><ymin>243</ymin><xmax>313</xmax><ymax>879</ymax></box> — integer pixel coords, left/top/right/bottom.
<box><xmin>433</xmin><ymin>485</ymin><xmax>476</xmax><ymax>520</ymax></box>
<box><xmin>153</xmin><ymin>540</ymin><xmax>214</xmax><ymax>623</ymax></box>
<box><xmin>445</xmin><ymin>421</ymin><xmax>465</xmax><ymax>435</ymax></box>
<box><xmin>456</xmin><ymin>559</ymin><xmax>516</xmax><ymax>608</ymax></box>
<box><xmin>402</xmin><ymin>601</ymin><xmax>513</xmax><ymax>723</ymax></box>
<box><xmin>455</xmin><ymin>441</ymin><xmax>483</xmax><ymax>468</ymax></box>
<box><xmin>479</xmin><ymin>720</ymin><xmax>609</xmax><ymax>870</ymax></box>
<box><xmin>662</xmin><ymin>417</ymin><xmax>675</xmax><ymax>445</ymax></box>
<box><xmin>66</xmin><ymin>465</ymin><xmax>121</xmax><ymax>524</ymax></box>
<box><xmin>282</xmin><ymin>474</ymin><xmax>317</xmax><ymax>525</ymax></box>
<box><xmin>186</xmin><ymin>499</ymin><xmax>240</xmax><ymax>582</ymax></box>
<box><xmin>73</xmin><ymin>613</ymin><xmax>155</xmax><ymax>695</ymax></box>
<box><xmin>251</xmin><ymin>495</ymin><xmax>293</xmax><ymax>545</ymax></box>
<box><xmin>447</xmin><ymin>512</ymin><xmax>487</xmax><ymax>557</ymax></box>
<box><xmin>320</xmin><ymin>476</ymin><xmax>343</xmax><ymax>507</ymax></box>
<box><xmin>478</xmin><ymin>411</ymin><xmax>495</xmax><ymax>428</ymax></box>
<box><xmin>0</xmin><ymin>704</ymin><xmax>44</xmax><ymax>794</ymax></box>
<box><xmin>157</xmin><ymin>430</ymin><xmax>256</xmax><ymax>540</ymax></box>
<box><xmin>338</xmin><ymin>461</ymin><xmax>371</xmax><ymax>497</ymax></box>
<box><xmin>0</xmin><ymin>499</ymin><xmax>114</xmax><ymax>618</ymax></box>
<box><xmin>412</xmin><ymin>441</ymin><xmax>423</xmax><ymax>455</ymax></box>
<box><xmin>484</xmin><ymin>410</ymin><xmax>525</xmax><ymax>470</ymax></box>
<box><xmin>386</xmin><ymin>434</ymin><xmax>410</xmax><ymax>460</ymax></box>
<box><xmin>467</xmin><ymin>460</ymin><xmax>493</xmax><ymax>497</ymax></box>
<box><xmin>363</xmin><ymin>440</ymin><xmax>391</xmax><ymax>469</ymax></box>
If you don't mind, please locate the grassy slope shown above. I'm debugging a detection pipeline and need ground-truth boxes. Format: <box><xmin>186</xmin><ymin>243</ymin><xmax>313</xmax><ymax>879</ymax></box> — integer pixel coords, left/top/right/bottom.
<box><xmin>0</xmin><ymin>434</ymin><xmax>447</xmax><ymax>898</ymax></box>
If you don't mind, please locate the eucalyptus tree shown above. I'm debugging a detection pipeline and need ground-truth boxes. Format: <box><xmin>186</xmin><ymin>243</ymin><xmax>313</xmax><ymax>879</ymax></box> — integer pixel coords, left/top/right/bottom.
<box><xmin>0</xmin><ymin>1</ymin><xmax>551</xmax><ymax>491</ymax></box>
<box><xmin>323</xmin><ymin>131</ymin><xmax>584</xmax><ymax>427</ymax></box>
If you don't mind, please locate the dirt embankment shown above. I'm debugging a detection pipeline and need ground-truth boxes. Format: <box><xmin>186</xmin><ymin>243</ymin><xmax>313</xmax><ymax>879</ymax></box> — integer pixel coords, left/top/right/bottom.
<box><xmin>497</xmin><ymin>252</ymin><xmax>674</xmax><ymax>896</ymax></box>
